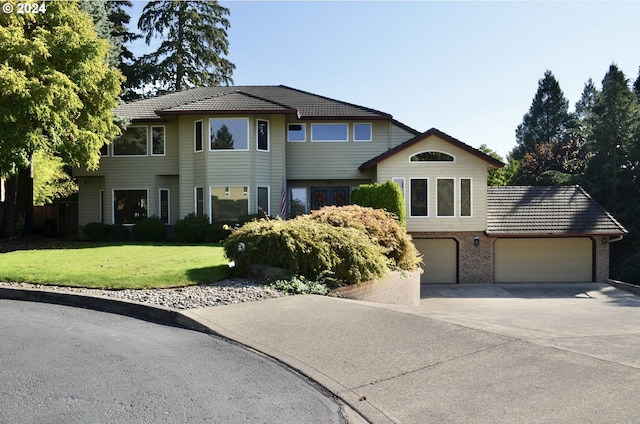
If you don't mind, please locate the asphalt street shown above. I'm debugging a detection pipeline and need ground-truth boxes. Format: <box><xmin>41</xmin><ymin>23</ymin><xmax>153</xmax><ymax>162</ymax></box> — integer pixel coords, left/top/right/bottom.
<box><xmin>0</xmin><ymin>299</ymin><xmax>344</xmax><ymax>424</ymax></box>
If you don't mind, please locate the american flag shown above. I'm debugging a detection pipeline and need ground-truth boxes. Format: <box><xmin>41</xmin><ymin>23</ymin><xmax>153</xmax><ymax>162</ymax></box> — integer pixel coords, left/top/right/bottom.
<box><xmin>280</xmin><ymin>176</ymin><xmax>287</xmax><ymax>217</ymax></box>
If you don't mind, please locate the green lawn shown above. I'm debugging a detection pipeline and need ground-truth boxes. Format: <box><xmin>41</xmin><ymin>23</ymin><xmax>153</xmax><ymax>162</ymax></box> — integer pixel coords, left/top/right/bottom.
<box><xmin>0</xmin><ymin>243</ymin><xmax>230</xmax><ymax>289</ymax></box>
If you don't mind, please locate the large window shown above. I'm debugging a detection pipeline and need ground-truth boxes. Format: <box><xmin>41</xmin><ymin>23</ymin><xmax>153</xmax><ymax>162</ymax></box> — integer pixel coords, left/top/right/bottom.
<box><xmin>311</xmin><ymin>123</ymin><xmax>348</xmax><ymax>142</ymax></box>
<box><xmin>159</xmin><ymin>189</ymin><xmax>170</xmax><ymax>224</ymax></box>
<box><xmin>353</xmin><ymin>123</ymin><xmax>372</xmax><ymax>142</ymax></box>
<box><xmin>257</xmin><ymin>186</ymin><xmax>269</xmax><ymax>215</ymax></box>
<box><xmin>460</xmin><ymin>178</ymin><xmax>472</xmax><ymax>217</ymax></box>
<box><xmin>194</xmin><ymin>120</ymin><xmax>203</xmax><ymax>152</ymax></box>
<box><xmin>257</xmin><ymin>120</ymin><xmax>269</xmax><ymax>151</ymax></box>
<box><xmin>113</xmin><ymin>189</ymin><xmax>147</xmax><ymax>224</ymax></box>
<box><xmin>437</xmin><ymin>179</ymin><xmax>455</xmax><ymax>217</ymax></box>
<box><xmin>289</xmin><ymin>188</ymin><xmax>307</xmax><ymax>218</ymax></box>
<box><xmin>211</xmin><ymin>186</ymin><xmax>249</xmax><ymax>220</ymax></box>
<box><xmin>151</xmin><ymin>126</ymin><xmax>165</xmax><ymax>156</ymax></box>
<box><xmin>287</xmin><ymin>124</ymin><xmax>306</xmax><ymax>142</ymax></box>
<box><xmin>210</xmin><ymin>118</ymin><xmax>249</xmax><ymax>150</ymax></box>
<box><xmin>410</xmin><ymin>179</ymin><xmax>428</xmax><ymax>217</ymax></box>
<box><xmin>113</xmin><ymin>126</ymin><xmax>147</xmax><ymax>156</ymax></box>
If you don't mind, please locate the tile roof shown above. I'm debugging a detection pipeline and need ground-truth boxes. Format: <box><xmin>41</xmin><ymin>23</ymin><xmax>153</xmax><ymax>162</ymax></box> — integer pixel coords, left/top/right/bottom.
<box><xmin>115</xmin><ymin>85</ymin><xmax>393</xmax><ymax>122</ymax></box>
<box><xmin>487</xmin><ymin>186</ymin><xmax>627</xmax><ymax>236</ymax></box>
<box><xmin>359</xmin><ymin>128</ymin><xmax>504</xmax><ymax>171</ymax></box>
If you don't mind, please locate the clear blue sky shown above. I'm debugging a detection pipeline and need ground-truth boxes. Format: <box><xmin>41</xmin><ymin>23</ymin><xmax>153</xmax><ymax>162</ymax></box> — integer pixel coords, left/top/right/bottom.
<box><xmin>128</xmin><ymin>1</ymin><xmax>640</xmax><ymax>159</ymax></box>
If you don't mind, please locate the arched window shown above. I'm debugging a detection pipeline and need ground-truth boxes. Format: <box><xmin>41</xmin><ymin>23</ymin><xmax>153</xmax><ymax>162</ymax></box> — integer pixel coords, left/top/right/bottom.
<box><xmin>410</xmin><ymin>151</ymin><xmax>454</xmax><ymax>162</ymax></box>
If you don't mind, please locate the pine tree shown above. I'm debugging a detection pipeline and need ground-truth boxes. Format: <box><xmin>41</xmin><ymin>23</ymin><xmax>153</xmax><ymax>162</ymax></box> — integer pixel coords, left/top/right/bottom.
<box><xmin>211</xmin><ymin>125</ymin><xmax>235</xmax><ymax>149</ymax></box>
<box><xmin>137</xmin><ymin>0</ymin><xmax>235</xmax><ymax>93</ymax></box>
<box><xmin>106</xmin><ymin>1</ymin><xmax>144</xmax><ymax>100</ymax></box>
<box><xmin>633</xmin><ymin>66</ymin><xmax>640</xmax><ymax>103</ymax></box>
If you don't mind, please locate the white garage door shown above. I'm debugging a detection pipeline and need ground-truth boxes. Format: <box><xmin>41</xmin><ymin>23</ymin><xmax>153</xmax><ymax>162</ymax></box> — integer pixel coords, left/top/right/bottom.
<box><xmin>494</xmin><ymin>238</ymin><xmax>593</xmax><ymax>283</ymax></box>
<box><xmin>414</xmin><ymin>239</ymin><xmax>457</xmax><ymax>284</ymax></box>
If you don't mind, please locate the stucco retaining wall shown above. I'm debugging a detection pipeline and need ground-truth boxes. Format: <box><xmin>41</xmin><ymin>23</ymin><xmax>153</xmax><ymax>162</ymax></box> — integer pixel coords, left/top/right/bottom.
<box><xmin>331</xmin><ymin>270</ymin><xmax>421</xmax><ymax>306</ymax></box>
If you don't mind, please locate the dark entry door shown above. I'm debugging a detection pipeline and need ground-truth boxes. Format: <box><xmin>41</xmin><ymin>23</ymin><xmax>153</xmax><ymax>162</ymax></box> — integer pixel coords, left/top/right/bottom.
<box><xmin>310</xmin><ymin>187</ymin><xmax>349</xmax><ymax>210</ymax></box>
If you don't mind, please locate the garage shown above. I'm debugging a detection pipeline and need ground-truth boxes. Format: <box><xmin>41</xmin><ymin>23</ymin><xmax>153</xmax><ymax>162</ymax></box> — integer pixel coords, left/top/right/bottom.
<box><xmin>414</xmin><ymin>239</ymin><xmax>457</xmax><ymax>284</ymax></box>
<box><xmin>494</xmin><ymin>238</ymin><xmax>593</xmax><ymax>283</ymax></box>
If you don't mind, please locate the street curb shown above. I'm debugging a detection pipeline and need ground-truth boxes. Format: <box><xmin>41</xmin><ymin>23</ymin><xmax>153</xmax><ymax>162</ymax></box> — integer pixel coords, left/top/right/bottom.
<box><xmin>0</xmin><ymin>286</ymin><xmax>370</xmax><ymax>424</ymax></box>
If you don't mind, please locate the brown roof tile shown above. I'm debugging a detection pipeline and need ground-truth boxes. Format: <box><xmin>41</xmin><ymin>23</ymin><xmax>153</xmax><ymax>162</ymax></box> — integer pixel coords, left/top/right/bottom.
<box><xmin>487</xmin><ymin>186</ymin><xmax>627</xmax><ymax>236</ymax></box>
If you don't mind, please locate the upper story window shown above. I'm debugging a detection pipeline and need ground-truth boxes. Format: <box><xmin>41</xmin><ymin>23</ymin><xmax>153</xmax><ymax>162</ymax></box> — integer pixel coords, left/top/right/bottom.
<box><xmin>151</xmin><ymin>126</ymin><xmax>165</xmax><ymax>156</ymax></box>
<box><xmin>353</xmin><ymin>123</ymin><xmax>372</xmax><ymax>142</ymax></box>
<box><xmin>460</xmin><ymin>178</ymin><xmax>472</xmax><ymax>217</ymax></box>
<box><xmin>410</xmin><ymin>151</ymin><xmax>454</xmax><ymax>162</ymax></box>
<box><xmin>311</xmin><ymin>123</ymin><xmax>348</xmax><ymax>142</ymax></box>
<box><xmin>437</xmin><ymin>178</ymin><xmax>455</xmax><ymax>217</ymax></box>
<box><xmin>257</xmin><ymin>120</ymin><xmax>269</xmax><ymax>151</ymax></box>
<box><xmin>113</xmin><ymin>126</ymin><xmax>147</xmax><ymax>156</ymax></box>
<box><xmin>410</xmin><ymin>178</ymin><xmax>428</xmax><ymax>217</ymax></box>
<box><xmin>210</xmin><ymin>118</ymin><xmax>249</xmax><ymax>151</ymax></box>
<box><xmin>194</xmin><ymin>120</ymin><xmax>203</xmax><ymax>152</ymax></box>
<box><xmin>287</xmin><ymin>124</ymin><xmax>306</xmax><ymax>142</ymax></box>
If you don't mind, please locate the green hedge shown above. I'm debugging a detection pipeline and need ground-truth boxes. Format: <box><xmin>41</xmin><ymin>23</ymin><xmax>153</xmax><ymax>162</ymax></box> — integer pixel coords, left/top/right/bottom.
<box><xmin>223</xmin><ymin>218</ymin><xmax>389</xmax><ymax>286</ymax></box>
<box><xmin>83</xmin><ymin>222</ymin><xmax>129</xmax><ymax>242</ymax></box>
<box><xmin>305</xmin><ymin>205</ymin><xmax>421</xmax><ymax>271</ymax></box>
<box><xmin>351</xmin><ymin>180</ymin><xmax>406</xmax><ymax>227</ymax></box>
<box><xmin>131</xmin><ymin>216</ymin><xmax>167</xmax><ymax>241</ymax></box>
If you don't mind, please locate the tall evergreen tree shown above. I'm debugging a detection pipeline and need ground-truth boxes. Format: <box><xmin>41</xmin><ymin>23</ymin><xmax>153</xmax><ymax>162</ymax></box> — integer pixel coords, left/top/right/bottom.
<box><xmin>137</xmin><ymin>0</ymin><xmax>235</xmax><ymax>93</ymax></box>
<box><xmin>513</xmin><ymin>70</ymin><xmax>572</xmax><ymax>160</ymax></box>
<box><xmin>106</xmin><ymin>1</ymin><xmax>144</xmax><ymax>100</ymax></box>
<box><xmin>633</xmin><ymin>66</ymin><xmax>640</xmax><ymax>103</ymax></box>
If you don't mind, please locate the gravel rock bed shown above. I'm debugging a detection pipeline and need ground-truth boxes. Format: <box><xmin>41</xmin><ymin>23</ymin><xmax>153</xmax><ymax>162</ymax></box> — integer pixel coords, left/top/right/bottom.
<box><xmin>0</xmin><ymin>279</ymin><xmax>287</xmax><ymax>310</ymax></box>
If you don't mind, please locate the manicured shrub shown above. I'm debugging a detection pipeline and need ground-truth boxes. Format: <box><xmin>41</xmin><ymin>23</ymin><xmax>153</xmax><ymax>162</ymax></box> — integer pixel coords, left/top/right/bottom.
<box><xmin>83</xmin><ymin>222</ymin><xmax>130</xmax><ymax>242</ymax></box>
<box><xmin>173</xmin><ymin>213</ymin><xmax>210</xmax><ymax>243</ymax></box>
<box><xmin>305</xmin><ymin>205</ymin><xmax>422</xmax><ymax>271</ymax></box>
<box><xmin>224</xmin><ymin>218</ymin><xmax>388</xmax><ymax>286</ymax></box>
<box><xmin>132</xmin><ymin>216</ymin><xmax>167</xmax><ymax>241</ymax></box>
<box><xmin>351</xmin><ymin>180</ymin><xmax>406</xmax><ymax>227</ymax></box>
<box><xmin>105</xmin><ymin>224</ymin><xmax>130</xmax><ymax>241</ymax></box>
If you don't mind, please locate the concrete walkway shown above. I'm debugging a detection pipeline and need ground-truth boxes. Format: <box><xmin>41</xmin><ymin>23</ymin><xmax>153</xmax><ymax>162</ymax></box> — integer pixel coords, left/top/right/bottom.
<box><xmin>184</xmin><ymin>283</ymin><xmax>640</xmax><ymax>423</ymax></box>
<box><xmin>3</xmin><ymin>283</ymin><xmax>640</xmax><ymax>423</ymax></box>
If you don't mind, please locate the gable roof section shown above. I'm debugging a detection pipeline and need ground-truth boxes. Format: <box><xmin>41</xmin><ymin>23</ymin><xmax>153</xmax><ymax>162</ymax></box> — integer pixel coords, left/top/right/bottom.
<box><xmin>487</xmin><ymin>185</ymin><xmax>628</xmax><ymax>236</ymax></box>
<box><xmin>115</xmin><ymin>85</ymin><xmax>393</xmax><ymax>122</ymax></box>
<box><xmin>359</xmin><ymin>128</ymin><xmax>504</xmax><ymax>171</ymax></box>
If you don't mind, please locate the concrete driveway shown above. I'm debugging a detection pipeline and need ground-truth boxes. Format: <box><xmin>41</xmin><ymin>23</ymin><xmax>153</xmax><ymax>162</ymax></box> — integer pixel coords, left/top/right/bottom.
<box><xmin>418</xmin><ymin>283</ymin><xmax>640</xmax><ymax>369</ymax></box>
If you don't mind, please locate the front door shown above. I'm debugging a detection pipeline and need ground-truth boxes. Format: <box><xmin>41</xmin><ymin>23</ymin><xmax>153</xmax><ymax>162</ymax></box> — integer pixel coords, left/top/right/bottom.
<box><xmin>310</xmin><ymin>187</ymin><xmax>349</xmax><ymax>210</ymax></box>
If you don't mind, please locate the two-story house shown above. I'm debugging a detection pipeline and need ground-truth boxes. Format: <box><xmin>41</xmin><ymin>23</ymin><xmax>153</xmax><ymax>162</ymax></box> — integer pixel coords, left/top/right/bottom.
<box><xmin>75</xmin><ymin>85</ymin><xmax>627</xmax><ymax>284</ymax></box>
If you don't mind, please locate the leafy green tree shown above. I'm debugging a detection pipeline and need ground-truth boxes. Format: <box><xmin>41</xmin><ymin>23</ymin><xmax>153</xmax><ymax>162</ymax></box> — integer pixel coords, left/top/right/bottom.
<box><xmin>478</xmin><ymin>145</ymin><xmax>517</xmax><ymax>186</ymax></box>
<box><xmin>0</xmin><ymin>1</ymin><xmax>122</xmax><ymax>235</ymax></box>
<box><xmin>137</xmin><ymin>0</ymin><xmax>235</xmax><ymax>93</ymax></box>
<box><xmin>33</xmin><ymin>151</ymin><xmax>78</xmax><ymax>206</ymax></box>
<box><xmin>513</xmin><ymin>70</ymin><xmax>573</xmax><ymax>160</ymax></box>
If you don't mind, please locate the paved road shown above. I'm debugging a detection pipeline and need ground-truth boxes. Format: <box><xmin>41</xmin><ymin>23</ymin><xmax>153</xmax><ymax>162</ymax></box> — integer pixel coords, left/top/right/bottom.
<box><xmin>0</xmin><ymin>300</ymin><xmax>344</xmax><ymax>424</ymax></box>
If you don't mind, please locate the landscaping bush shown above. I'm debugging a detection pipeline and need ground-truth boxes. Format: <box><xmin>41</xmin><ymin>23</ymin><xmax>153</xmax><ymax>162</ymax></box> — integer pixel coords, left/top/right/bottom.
<box><xmin>132</xmin><ymin>216</ymin><xmax>167</xmax><ymax>241</ymax></box>
<box><xmin>224</xmin><ymin>218</ymin><xmax>388</xmax><ymax>286</ymax></box>
<box><xmin>83</xmin><ymin>222</ymin><xmax>129</xmax><ymax>242</ymax></box>
<box><xmin>351</xmin><ymin>180</ymin><xmax>406</xmax><ymax>227</ymax></box>
<box><xmin>173</xmin><ymin>213</ymin><xmax>210</xmax><ymax>243</ymax></box>
<box><xmin>305</xmin><ymin>205</ymin><xmax>422</xmax><ymax>271</ymax></box>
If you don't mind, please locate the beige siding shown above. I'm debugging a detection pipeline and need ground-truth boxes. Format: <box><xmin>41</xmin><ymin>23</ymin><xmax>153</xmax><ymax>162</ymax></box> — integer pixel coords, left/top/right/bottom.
<box><xmin>376</xmin><ymin>134</ymin><xmax>489</xmax><ymax>232</ymax></box>
<box><xmin>77</xmin><ymin>176</ymin><xmax>104</xmax><ymax>225</ymax></box>
<box><xmin>494</xmin><ymin>238</ymin><xmax>593</xmax><ymax>283</ymax></box>
<box><xmin>286</xmin><ymin>121</ymin><xmax>408</xmax><ymax>180</ymax></box>
<box><xmin>414</xmin><ymin>238</ymin><xmax>457</xmax><ymax>283</ymax></box>
<box><xmin>389</xmin><ymin>122</ymin><xmax>417</xmax><ymax>148</ymax></box>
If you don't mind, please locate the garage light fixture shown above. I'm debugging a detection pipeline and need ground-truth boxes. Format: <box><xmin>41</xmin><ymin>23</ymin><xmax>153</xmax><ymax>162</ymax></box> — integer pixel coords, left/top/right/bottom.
<box><xmin>474</xmin><ymin>235</ymin><xmax>480</xmax><ymax>247</ymax></box>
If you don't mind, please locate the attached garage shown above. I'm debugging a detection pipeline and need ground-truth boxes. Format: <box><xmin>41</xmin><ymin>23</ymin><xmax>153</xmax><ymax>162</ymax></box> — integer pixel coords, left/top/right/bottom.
<box><xmin>494</xmin><ymin>238</ymin><xmax>593</xmax><ymax>283</ymax></box>
<box><xmin>414</xmin><ymin>239</ymin><xmax>457</xmax><ymax>284</ymax></box>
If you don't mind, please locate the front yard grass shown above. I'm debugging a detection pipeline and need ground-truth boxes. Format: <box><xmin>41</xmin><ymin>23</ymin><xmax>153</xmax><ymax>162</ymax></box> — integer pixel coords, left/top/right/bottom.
<box><xmin>0</xmin><ymin>243</ymin><xmax>230</xmax><ymax>290</ymax></box>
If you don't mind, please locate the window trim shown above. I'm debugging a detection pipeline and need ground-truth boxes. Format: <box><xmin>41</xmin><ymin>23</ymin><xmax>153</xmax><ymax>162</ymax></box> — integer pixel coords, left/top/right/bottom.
<box><xmin>436</xmin><ymin>178</ymin><xmax>456</xmax><ymax>218</ymax></box>
<box><xmin>159</xmin><ymin>188</ymin><xmax>170</xmax><ymax>224</ymax></box>
<box><xmin>409</xmin><ymin>150</ymin><xmax>456</xmax><ymax>163</ymax></box>
<box><xmin>194</xmin><ymin>186</ymin><xmax>204</xmax><ymax>217</ymax></box>
<box><xmin>311</xmin><ymin>123</ymin><xmax>349</xmax><ymax>142</ymax></box>
<box><xmin>113</xmin><ymin>125</ymin><xmax>148</xmax><ymax>157</ymax></box>
<box><xmin>460</xmin><ymin>178</ymin><xmax>473</xmax><ymax>218</ymax></box>
<box><xmin>150</xmin><ymin>125</ymin><xmax>166</xmax><ymax>156</ymax></box>
<box><xmin>257</xmin><ymin>186</ymin><xmax>270</xmax><ymax>216</ymax></box>
<box><xmin>257</xmin><ymin>119</ymin><xmax>270</xmax><ymax>152</ymax></box>
<box><xmin>409</xmin><ymin>178</ymin><xmax>429</xmax><ymax>218</ymax></box>
<box><xmin>353</xmin><ymin>123</ymin><xmax>372</xmax><ymax>142</ymax></box>
<box><xmin>209</xmin><ymin>118</ymin><xmax>250</xmax><ymax>151</ymax></box>
<box><xmin>194</xmin><ymin>120</ymin><xmax>203</xmax><ymax>152</ymax></box>
<box><xmin>287</xmin><ymin>123</ymin><xmax>306</xmax><ymax>142</ymax></box>
<box><xmin>112</xmin><ymin>188</ymin><xmax>149</xmax><ymax>226</ymax></box>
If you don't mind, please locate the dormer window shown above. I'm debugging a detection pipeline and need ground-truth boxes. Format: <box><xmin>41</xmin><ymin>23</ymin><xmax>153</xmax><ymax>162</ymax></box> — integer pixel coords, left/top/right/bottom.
<box><xmin>410</xmin><ymin>151</ymin><xmax>454</xmax><ymax>162</ymax></box>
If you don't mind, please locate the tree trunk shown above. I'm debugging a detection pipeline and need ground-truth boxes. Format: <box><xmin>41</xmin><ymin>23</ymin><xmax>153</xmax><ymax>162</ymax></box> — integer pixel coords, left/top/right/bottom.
<box><xmin>1</xmin><ymin>175</ymin><xmax>17</xmax><ymax>237</ymax></box>
<box><xmin>16</xmin><ymin>166</ymin><xmax>34</xmax><ymax>235</ymax></box>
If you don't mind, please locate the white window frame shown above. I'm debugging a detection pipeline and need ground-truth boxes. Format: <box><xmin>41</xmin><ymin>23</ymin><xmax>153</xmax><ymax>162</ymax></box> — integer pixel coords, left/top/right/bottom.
<box><xmin>436</xmin><ymin>178</ymin><xmax>456</xmax><ymax>218</ymax></box>
<box><xmin>159</xmin><ymin>188</ymin><xmax>170</xmax><ymax>224</ymax></box>
<box><xmin>460</xmin><ymin>178</ymin><xmax>473</xmax><ymax>218</ymax></box>
<box><xmin>353</xmin><ymin>123</ymin><xmax>372</xmax><ymax>142</ymax></box>
<box><xmin>209</xmin><ymin>118</ymin><xmax>250</xmax><ymax>151</ymax></box>
<box><xmin>194</xmin><ymin>186</ymin><xmax>204</xmax><ymax>216</ymax></box>
<box><xmin>151</xmin><ymin>125</ymin><xmax>166</xmax><ymax>156</ymax></box>
<box><xmin>194</xmin><ymin>120</ymin><xmax>203</xmax><ymax>152</ymax></box>
<box><xmin>112</xmin><ymin>188</ymin><xmax>149</xmax><ymax>225</ymax></box>
<box><xmin>287</xmin><ymin>123</ymin><xmax>306</xmax><ymax>142</ymax></box>
<box><xmin>409</xmin><ymin>178</ymin><xmax>429</xmax><ymax>218</ymax></box>
<box><xmin>311</xmin><ymin>123</ymin><xmax>349</xmax><ymax>142</ymax></box>
<box><xmin>256</xmin><ymin>119</ymin><xmax>270</xmax><ymax>152</ymax></box>
<box><xmin>113</xmin><ymin>126</ymin><xmax>148</xmax><ymax>157</ymax></box>
<box><xmin>257</xmin><ymin>186</ymin><xmax>270</xmax><ymax>216</ymax></box>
